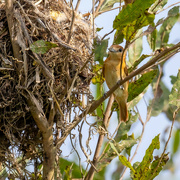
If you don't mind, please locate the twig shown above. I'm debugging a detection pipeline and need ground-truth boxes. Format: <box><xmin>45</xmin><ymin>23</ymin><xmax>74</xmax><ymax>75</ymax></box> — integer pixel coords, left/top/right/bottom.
<box><xmin>146</xmin><ymin>65</ymin><xmax>163</xmax><ymax>122</ymax></box>
<box><xmin>97</xmin><ymin>5</ymin><xmax>123</xmax><ymax>16</ymax></box>
<box><xmin>101</xmin><ymin>29</ymin><xmax>115</xmax><ymax>41</ymax></box>
<box><xmin>5</xmin><ymin>0</ymin><xmax>21</xmax><ymax>61</ymax></box>
<box><xmin>145</xmin><ymin>49</ymin><xmax>179</xmax><ymax>72</ymax></box>
<box><xmin>69</xmin><ymin>133</ymin><xmax>84</xmax><ymax>177</ymax></box>
<box><xmin>36</xmin><ymin>18</ymin><xmax>77</xmax><ymax>51</ymax></box>
<box><xmin>13</xmin><ymin>7</ymin><xmax>54</xmax><ymax>80</ymax></box>
<box><xmin>85</xmin><ymin>95</ymin><xmax>114</xmax><ymax>180</ymax></box>
<box><xmin>67</xmin><ymin>1</ymin><xmax>75</xmax><ymax>43</ymax></box>
<box><xmin>120</xmin><ymin>106</ymin><xmax>145</xmax><ymax>180</ymax></box>
<box><xmin>92</xmin><ymin>0</ymin><xmax>95</xmax><ymax>39</ymax></box>
<box><xmin>57</xmin><ymin>42</ymin><xmax>180</xmax><ymax>148</ymax></box>
<box><xmin>79</xmin><ymin>121</ymin><xmax>98</xmax><ymax>172</ymax></box>
<box><xmin>66</xmin><ymin>55</ymin><xmax>92</xmax><ymax>100</ymax></box>
<box><xmin>95</xmin><ymin>0</ymin><xmax>105</xmax><ymax>17</ymax></box>
<box><xmin>49</xmin><ymin>85</ymin><xmax>64</xmax><ymax>118</ymax></box>
<box><xmin>120</xmin><ymin>65</ymin><xmax>163</xmax><ymax>179</ymax></box>
<box><xmin>149</xmin><ymin>107</ymin><xmax>180</xmax><ymax>180</ymax></box>
<box><xmin>0</xmin><ymin>68</ymin><xmax>14</xmax><ymax>71</ymax></box>
<box><xmin>156</xmin><ymin>1</ymin><xmax>180</xmax><ymax>14</ymax></box>
<box><xmin>75</xmin><ymin>0</ymin><xmax>81</xmax><ymax>11</ymax></box>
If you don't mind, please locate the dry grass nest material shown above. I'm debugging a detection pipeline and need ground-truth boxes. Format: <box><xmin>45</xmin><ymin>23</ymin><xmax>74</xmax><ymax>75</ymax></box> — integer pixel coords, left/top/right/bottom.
<box><xmin>0</xmin><ymin>0</ymin><xmax>94</xmax><ymax>161</ymax></box>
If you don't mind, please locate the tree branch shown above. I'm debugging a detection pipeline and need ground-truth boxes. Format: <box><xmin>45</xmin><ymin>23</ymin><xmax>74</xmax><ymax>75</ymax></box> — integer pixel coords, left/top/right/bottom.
<box><xmin>85</xmin><ymin>95</ymin><xmax>114</xmax><ymax>180</ymax></box>
<box><xmin>57</xmin><ymin>42</ymin><xmax>180</xmax><ymax>148</ymax></box>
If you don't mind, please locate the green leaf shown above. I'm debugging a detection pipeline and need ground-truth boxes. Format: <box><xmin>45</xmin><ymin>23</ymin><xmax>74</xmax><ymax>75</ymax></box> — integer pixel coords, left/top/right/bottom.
<box><xmin>30</xmin><ymin>40</ymin><xmax>58</xmax><ymax>54</ymax></box>
<box><xmin>94</xmin><ymin>166</ymin><xmax>106</xmax><ymax>180</ymax></box>
<box><xmin>119</xmin><ymin>155</ymin><xmax>135</xmax><ymax>173</ymax></box>
<box><xmin>149</xmin><ymin>0</ymin><xmax>168</xmax><ymax>13</ymax></box>
<box><xmin>113</xmin><ymin>0</ymin><xmax>156</xmax><ymax>29</ymax></box>
<box><xmin>109</xmin><ymin>141</ymin><xmax>120</xmax><ymax>155</ymax></box>
<box><xmin>156</xmin><ymin>6</ymin><xmax>179</xmax><ymax>49</ymax></box>
<box><xmin>124</xmin><ymin>12</ymin><xmax>155</xmax><ymax>41</ymax></box>
<box><xmin>128</xmin><ymin>86</ymin><xmax>148</xmax><ymax>109</ymax></box>
<box><xmin>59</xmin><ymin>158</ymin><xmax>84</xmax><ymax>178</ymax></box>
<box><xmin>128</xmin><ymin>69</ymin><xmax>158</xmax><ymax>102</ymax></box>
<box><xmin>128</xmin><ymin>29</ymin><xmax>143</xmax><ymax>65</ymax></box>
<box><xmin>113</xmin><ymin>0</ymin><xmax>156</xmax><ymax>41</ymax></box>
<box><xmin>169</xmin><ymin>70</ymin><xmax>180</xmax><ymax>108</ymax></box>
<box><xmin>113</xmin><ymin>29</ymin><xmax>124</xmax><ymax>44</ymax></box>
<box><xmin>95</xmin><ymin>83</ymin><xmax>105</xmax><ymax>117</ymax></box>
<box><xmin>99</xmin><ymin>0</ymin><xmax>119</xmax><ymax>11</ymax></box>
<box><xmin>93</xmin><ymin>38</ymin><xmax>109</xmax><ymax>65</ymax></box>
<box><xmin>173</xmin><ymin>129</ymin><xmax>180</xmax><ymax>154</ymax></box>
<box><xmin>97</xmin><ymin>138</ymin><xmax>137</xmax><ymax>171</ymax></box>
<box><xmin>150</xmin><ymin>79</ymin><xmax>170</xmax><ymax>117</ymax></box>
<box><xmin>128</xmin><ymin>54</ymin><xmax>150</xmax><ymax>73</ymax></box>
<box><xmin>114</xmin><ymin>113</ymin><xmax>138</xmax><ymax>142</ymax></box>
<box><xmin>92</xmin><ymin>64</ymin><xmax>104</xmax><ymax>84</ymax></box>
<box><xmin>132</xmin><ymin>134</ymin><xmax>160</xmax><ymax>179</ymax></box>
<box><xmin>145</xmin><ymin>154</ymin><xmax>169</xmax><ymax>179</ymax></box>
<box><xmin>96</xmin><ymin>27</ymin><xmax>103</xmax><ymax>32</ymax></box>
<box><xmin>147</xmin><ymin>26</ymin><xmax>157</xmax><ymax>51</ymax></box>
<box><xmin>170</xmin><ymin>75</ymin><xmax>177</xmax><ymax>84</ymax></box>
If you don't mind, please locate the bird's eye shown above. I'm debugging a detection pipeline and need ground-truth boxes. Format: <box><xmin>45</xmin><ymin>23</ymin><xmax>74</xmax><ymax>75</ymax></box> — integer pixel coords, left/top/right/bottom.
<box><xmin>119</xmin><ymin>48</ymin><xmax>123</xmax><ymax>52</ymax></box>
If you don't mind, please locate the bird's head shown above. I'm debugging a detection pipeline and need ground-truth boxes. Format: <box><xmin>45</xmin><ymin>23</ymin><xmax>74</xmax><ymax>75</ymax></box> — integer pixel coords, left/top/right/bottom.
<box><xmin>108</xmin><ymin>45</ymin><xmax>124</xmax><ymax>59</ymax></box>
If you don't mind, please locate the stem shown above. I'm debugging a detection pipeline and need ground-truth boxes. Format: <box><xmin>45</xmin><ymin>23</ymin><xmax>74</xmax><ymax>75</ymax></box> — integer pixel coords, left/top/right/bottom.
<box><xmin>57</xmin><ymin>42</ymin><xmax>180</xmax><ymax>148</ymax></box>
<box><xmin>149</xmin><ymin>107</ymin><xmax>180</xmax><ymax>180</ymax></box>
<box><xmin>85</xmin><ymin>95</ymin><xmax>114</xmax><ymax>180</ymax></box>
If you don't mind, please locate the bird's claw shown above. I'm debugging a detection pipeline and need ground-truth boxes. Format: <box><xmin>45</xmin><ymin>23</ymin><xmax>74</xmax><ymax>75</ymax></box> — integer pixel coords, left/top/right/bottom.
<box><xmin>120</xmin><ymin>85</ymin><xmax>124</xmax><ymax>90</ymax></box>
<box><xmin>103</xmin><ymin>93</ymin><xmax>108</xmax><ymax>98</ymax></box>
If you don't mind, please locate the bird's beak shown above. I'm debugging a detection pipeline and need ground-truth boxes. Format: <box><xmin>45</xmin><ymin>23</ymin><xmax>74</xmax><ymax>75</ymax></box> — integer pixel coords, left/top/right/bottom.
<box><xmin>108</xmin><ymin>47</ymin><xmax>116</xmax><ymax>52</ymax></box>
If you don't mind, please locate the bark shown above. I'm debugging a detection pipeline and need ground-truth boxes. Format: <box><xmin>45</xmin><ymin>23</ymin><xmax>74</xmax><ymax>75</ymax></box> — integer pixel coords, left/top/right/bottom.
<box><xmin>26</xmin><ymin>91</ymin><xmax>55</xmax><ymax>180</ymax></box>
<box><xmin>5</xmin><ymin>1</ymin><xmax>56</xmax><ymax>179</ymax></box>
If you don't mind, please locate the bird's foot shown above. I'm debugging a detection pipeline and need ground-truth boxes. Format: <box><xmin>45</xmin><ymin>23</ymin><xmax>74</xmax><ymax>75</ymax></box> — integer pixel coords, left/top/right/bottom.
<box><xmin>103</xmin><ymin>93</ymin><xmax>108</xmax><ymax>99</ymax></box>
<box><xmin>120</xmin><ymin>85</ymin><xmax>124</xmax><ymax>90</ymax></box>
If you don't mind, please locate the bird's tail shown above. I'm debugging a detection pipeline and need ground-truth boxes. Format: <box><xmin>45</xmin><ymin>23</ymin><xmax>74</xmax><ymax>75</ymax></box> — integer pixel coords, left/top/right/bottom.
<box><xmin>117</xmin><ymin>98</ymin><xmax>128</xmax><ymax>122</ymax></box>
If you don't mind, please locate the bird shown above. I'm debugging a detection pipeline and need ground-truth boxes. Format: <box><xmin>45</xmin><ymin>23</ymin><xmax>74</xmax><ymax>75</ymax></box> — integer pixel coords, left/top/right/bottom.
<box><xmin>103</xmin><ymin>44</ymin><xmax>129</xmax><ymax>122</ymax></box>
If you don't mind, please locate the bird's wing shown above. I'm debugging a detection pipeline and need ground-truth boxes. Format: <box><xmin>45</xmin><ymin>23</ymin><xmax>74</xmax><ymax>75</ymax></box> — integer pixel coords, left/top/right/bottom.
<box><xmin>124</xmin><ymin>65</ymin><xmax>128</xmax><ymax>76</ymax></box>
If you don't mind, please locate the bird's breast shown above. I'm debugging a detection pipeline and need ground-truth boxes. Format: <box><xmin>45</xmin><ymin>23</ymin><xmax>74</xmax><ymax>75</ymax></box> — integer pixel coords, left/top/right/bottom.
<box><xmin>104</xmin><ymin>60</ymin><xmax>120</xmax><ymax>90</ymax></box>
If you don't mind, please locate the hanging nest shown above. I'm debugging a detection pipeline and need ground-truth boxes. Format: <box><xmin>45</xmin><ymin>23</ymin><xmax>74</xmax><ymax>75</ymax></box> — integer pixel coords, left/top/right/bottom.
<box><xmin>0</xmin><ymin>0</ymin><xmax>94</xmax><ymax>162</ymax></box>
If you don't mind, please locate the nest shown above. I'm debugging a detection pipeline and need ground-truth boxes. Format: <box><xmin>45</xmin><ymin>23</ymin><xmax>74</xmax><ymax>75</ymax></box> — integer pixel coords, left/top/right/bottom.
<box><xmin>0</xmin><ymin>0</ymin><xmax>94</xmax><ymax>163</ymax></box>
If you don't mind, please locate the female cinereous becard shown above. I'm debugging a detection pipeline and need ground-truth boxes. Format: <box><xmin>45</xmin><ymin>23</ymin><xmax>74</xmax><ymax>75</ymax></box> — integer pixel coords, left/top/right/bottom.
<box><xmin>103</xmin><ymin>45</ymin><xmax>129</xmax><ymax>122</ymax></box>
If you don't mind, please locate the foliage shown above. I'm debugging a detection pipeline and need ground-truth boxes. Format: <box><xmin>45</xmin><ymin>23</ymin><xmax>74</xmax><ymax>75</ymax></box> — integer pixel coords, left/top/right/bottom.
<box><xmin>128</xmin><ymin>69</ymin><xmax>158</xmax><ymax>102</ymax></box>
<box><xmin>113</xmin><ymin>0</ymin><xmax>156</xmax><ymax>43</ymax></box>
<box><xmin>1</xmin><ymin>0</ymin><xmax>180</xmax><ymax>180</ymax></box>
<box><xmin>131</xmin><ymin>135</ymin><xmax>169</xmax><ymax>180</ymax></box>
<box><xmin>30</xmin><ymin>40</ymin><xmax>58</xmax><ymax>54</ymax></box>
<box><xmin>169</xmin><ymin>70</ymin><xmax>180</xmax><ymax>108</ymax></box>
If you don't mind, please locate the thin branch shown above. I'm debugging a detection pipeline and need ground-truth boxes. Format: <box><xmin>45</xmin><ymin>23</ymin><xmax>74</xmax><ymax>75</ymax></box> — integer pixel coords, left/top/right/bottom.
<box><xmin>120</xmin><ymin>106</ymin><xmax>145</xmax><ymax>180</ymax></box>
<box><xmin>146</xmin><ymin>65</ymin><xmax>163</xmax><ymax>122</ymax></box>
<box><xmin>145</xmin><ymin>49</ymin><xmax>180</xmax><ymax>72</ymax></box>
<box><xmin>85</xmin><ymin>95</ymin><xmax>114</xmax><ymax>180</ymax></box>
<box><xmin>97</xmin><ymin>5</ymin><xmax>123</xmax><ymax>16</ymax></box>
<box><xmin>67</xmin><ymin>1</ymin><xmax>75</xmax><ymax>43</ymax></box>
<box><xmin>69</xmin><ymin>133</ymin><xmax>84</xmax><ymax>177</ymax></box>
<box><xmin>66</xmin><ymin>55</ymin><xmax>92</xmax><ymax>100</ymax></box>
<box><xmin>149</xmin><ymin>107</ymin><xmax>180</xmax><ymax>180</ymax></box>
<box><xmin>120</xmin><ymin>64</ymin><xmax>163</xmax><ymax>179</ymax></box>
<box><xmin>79</xmin><ymin>121</ymin><xmax>98</xmax><ymax>173</ymax></box>
<box><xmin>101</xmin><ymin>29</ymin><xmax>115</xmax><ymax>41</ymax></box>
<box><xmin>92</xmin><ymin>0</ymin><xmax>95</xmax><ymax>39</ymax></box>
<box><xmin>95</xmin><ymin>0</ymin><xmax>104</xmax><ymax>16</ymax></box>
<box><xmin>5</xmin><ymin>0</ymin><xmax>22</xmax><ymax>61</ymax></box>
<box><xmin>57</xmin><ymin>42</ymin><xmax>180</xmax><ymax>147</ymax></box>
<box><xmin>75</xmin><ymin>0</ymin><xmax>81</xmax><ymax>11</ymax></box>
<box><xmin>36</xmin><ymin>18</ymin><xmax>77</xmax><ymax>51</ymax></box>
<box><xmin>156</xmin><ymin>1</ymin><xmax>180</xmax><ymax>14</ymax></box>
